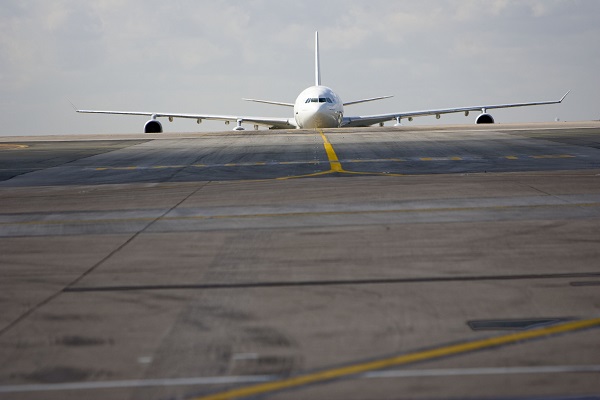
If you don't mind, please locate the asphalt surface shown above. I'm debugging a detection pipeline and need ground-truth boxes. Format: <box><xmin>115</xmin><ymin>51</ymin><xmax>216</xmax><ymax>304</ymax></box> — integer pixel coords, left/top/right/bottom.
<box><xmin>1</xmin><ymin>122</ymin><xmax>599</xmax><ymax>400</ymax></box>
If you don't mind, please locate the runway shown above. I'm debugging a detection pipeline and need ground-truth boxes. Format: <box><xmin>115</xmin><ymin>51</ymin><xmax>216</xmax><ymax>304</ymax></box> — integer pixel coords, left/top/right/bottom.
<box><xmin>1</xmin><ymin>122</ymin><xmax>599</xmax><ymax>400</ymax></box>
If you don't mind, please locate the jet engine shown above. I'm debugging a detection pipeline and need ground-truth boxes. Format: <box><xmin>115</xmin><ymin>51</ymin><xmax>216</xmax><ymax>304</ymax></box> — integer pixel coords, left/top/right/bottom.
<box><xmin>144</xmin><ymin>118</ymin><xmax>163</xmax><ymax>133</ymax></box>
<box><xmin>475</xmin><ymin>113</ymin><xmax>495</xmax><ymax>124</ymax></box>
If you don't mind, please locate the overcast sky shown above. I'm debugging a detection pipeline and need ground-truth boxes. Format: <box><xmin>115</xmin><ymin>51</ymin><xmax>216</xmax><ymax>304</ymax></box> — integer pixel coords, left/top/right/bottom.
<box><xmin>1</xmin><ymin>0</ymin><xmax>599</xmax><ymax>135</ymax></box>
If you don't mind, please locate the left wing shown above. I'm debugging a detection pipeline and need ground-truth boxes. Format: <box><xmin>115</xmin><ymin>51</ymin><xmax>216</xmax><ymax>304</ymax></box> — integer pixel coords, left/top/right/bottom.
<box><xmin>342</xmin><ymin>91</ymin><xmax>570</xmax><ymax>127</ymax></box>
<box><xmin>75</xmin><ymin>109</ymin><xmax>296</xmax><ymax>131</ymax></box>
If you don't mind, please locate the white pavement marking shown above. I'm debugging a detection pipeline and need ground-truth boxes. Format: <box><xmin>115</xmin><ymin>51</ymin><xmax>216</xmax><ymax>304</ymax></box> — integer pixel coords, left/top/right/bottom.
<box><xmin>362</xmin><ymin>364</ymin><xmax>600</xmax><ymax>379</ymax></box>
<box><xmin>1</xmin><ymin>365</ymin><xmax>599</xmax><ymax>393</ymax></box>
<box><xmin>0</xmin><ymin>375</ymin><xmax>275</xmax><ymax>393</ymax></box>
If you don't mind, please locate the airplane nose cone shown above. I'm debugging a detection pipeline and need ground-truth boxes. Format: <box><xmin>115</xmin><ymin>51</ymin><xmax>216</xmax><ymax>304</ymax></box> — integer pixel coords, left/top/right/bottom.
<box><xmin>298</xmin><ymin>104</ymin><xmax>339</xmax><ymax>129</ymax></box>
<box><xmin>303</xmin><ymin>110</ymin><xmax>325</xmax><ymax>128</ymax></box>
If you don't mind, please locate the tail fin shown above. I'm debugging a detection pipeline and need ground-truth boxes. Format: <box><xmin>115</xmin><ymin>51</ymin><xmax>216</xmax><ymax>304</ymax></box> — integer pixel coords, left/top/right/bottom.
<box><xmin>315</xmin><ymin>31</ymin><xmax>321</xmax><ymax>86</ymax></box>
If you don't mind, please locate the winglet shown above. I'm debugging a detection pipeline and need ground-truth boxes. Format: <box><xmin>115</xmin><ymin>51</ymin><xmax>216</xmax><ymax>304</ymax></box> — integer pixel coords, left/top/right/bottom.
<box><xmin>559</xmin><ymin>90</ymin><xmax>570</xmax><ymax>102</ymax></box>
<box><xmin>315</xmin><ymin>31</ymin><xmax>321</xmax><ymax>86</ymax></box>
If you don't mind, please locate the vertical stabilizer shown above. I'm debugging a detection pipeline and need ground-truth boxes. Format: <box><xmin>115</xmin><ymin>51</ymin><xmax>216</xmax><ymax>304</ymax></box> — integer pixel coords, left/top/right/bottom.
<box><xmin>315</xmin><ymin>31</ymin><xmax>321</xmax><ymax>86</ymax></box>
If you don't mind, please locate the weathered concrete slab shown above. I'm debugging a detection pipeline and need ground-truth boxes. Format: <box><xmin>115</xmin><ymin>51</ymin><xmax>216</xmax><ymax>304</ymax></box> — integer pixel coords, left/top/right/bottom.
<box><xmin>1</xmin><ymin>123</ymin><xmax>599</xmax><ymax>400</ymax></box>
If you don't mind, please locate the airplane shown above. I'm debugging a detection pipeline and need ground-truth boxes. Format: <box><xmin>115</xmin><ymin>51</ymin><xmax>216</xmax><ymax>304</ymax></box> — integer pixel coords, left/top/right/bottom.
<box><xmin>76</xmin><ymin>31</ymin><xmax>569</xmax><ymax>133</ymax></box>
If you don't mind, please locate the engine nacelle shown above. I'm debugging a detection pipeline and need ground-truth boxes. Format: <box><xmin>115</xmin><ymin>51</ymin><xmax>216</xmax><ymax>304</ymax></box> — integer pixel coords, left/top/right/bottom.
<box><xmin>144</xmin><ymin>119</ymin><xmax>163</xmax><ymax>133</ymax></box>
<box><xmin>475</xmin><ymin>113</ymin><xmax>495</xmax><ymax>124</ymax></box>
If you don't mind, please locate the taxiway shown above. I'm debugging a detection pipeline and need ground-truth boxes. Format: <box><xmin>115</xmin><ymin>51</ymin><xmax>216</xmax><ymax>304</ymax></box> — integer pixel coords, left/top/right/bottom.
<box><xmin>1</xmin><ymin>122</ymin><xmax>599</xmax><ymax>400</ymax></box>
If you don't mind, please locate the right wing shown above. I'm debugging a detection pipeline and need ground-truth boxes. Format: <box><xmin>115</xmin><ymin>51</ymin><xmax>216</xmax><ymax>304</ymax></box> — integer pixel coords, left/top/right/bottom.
<box><xmin>75</xmin><ymin>109</ymin><xmax>297</xmax><ymax>130</ymax></box>
<box><xmin>342</xmin><ymin>91</ymin><xmax>570</xmax><ymax>127</ymax></box>
<box><xmin>343</xmin><ymin>95</ymin><xmax>393</xmax><ymax>106</ymax></box>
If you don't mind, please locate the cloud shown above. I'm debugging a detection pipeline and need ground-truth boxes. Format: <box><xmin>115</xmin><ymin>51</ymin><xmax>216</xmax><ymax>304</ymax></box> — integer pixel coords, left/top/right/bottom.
<box><xmin>1</xmin><ymin>0</ymin><xmax>599</xmax><ymax>135</ymax></box>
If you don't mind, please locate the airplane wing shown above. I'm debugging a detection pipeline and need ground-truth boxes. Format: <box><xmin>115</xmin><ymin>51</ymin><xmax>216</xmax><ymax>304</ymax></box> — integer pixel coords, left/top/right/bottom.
<box><xmin>75</xmin><ymin>109</ymin><xmax>297</xmax><ymax>130</ymax></box>
<box><xmin>343</xmin><ymin>95</ymin><xmax>394</xmax><ymax>106</ymax></box>
<box><xmin>242</xmin><ymin>98</ymin><xmax>295</xmax><ymax>107</ymax></box>
<box><xmin>342</xmin><ymin>91</ymin><xmax>570</xmax><ymax>127</ymax></box>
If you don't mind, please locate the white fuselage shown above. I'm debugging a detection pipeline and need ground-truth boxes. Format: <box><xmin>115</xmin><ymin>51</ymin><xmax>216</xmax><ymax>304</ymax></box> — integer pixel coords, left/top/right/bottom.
<box><xmin>294</xmin><ymin>85</ymin><xmax>344</xmax><ymax>129</ymax></box>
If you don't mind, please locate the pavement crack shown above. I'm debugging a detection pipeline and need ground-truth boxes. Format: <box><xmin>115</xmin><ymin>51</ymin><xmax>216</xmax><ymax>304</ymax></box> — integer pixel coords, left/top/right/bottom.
<box><xmin>0</xmin><ymin>181</ymin><xmax>211</xmax><ymax>337</ymax></box>
<box><xmin>67</xmin><ymin>181</ymin><xmax>211</xmax><ymax>288</ymax></box>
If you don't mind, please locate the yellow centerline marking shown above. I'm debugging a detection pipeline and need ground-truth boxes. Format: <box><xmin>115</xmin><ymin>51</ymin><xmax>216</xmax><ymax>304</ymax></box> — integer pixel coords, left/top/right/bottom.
<box><xmin>318</xmin><ymin>130</ymin><xmax>344</xmax><ymax>172</ymax></box>
<box><xmin>311</xmin><ymin>130</ymin><xmax>404</xmax><ymax>178</ymax></box>
<box><xmin>193</xmin><ymin>318</ymin><xmax>600</xmax><ymax>400</ymax></box>
<box><xmin>273</xmin><ymin>130</ymin><xmax>406</xmax><ymax>180</ymax></box>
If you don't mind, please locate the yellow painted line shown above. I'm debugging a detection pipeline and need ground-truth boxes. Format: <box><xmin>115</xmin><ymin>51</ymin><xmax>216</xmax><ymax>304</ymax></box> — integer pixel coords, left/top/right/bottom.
<box><xmin>348</xmin><ymin>158</ymin><xmax>405</xmax><ymax>163</ymax></box>
<box><xmin>0</xmin><ymin>144</ymin><xmax>29</xmax><ymax>150</ymax></box>
<box><xmin>101</xmin><ymin>166</ymin><xmax>138</xmax><ymax>171</ymax></box>
<box><xmin>275</xmin><ymin>170</ymin><xmax>333</xmax><ymax>180</ymax></box>
<box><xmin>531</xmin><ymin>154</ymin><xmax>576</xmax><ymax>159</ymax></box>
<box><xmin>279</xmin><ymin>161</ymin><xmax>322</xmax><ymax>165</ymax></box>
<box><xmin>193</xmin><ymin>318</ymin><xmax>600</xmax><ymax>400</ymax></box>
<box><xmin>87</xmin><ymin>154</ymin><xmax>579</xmax><ymax>174</ymax></box>
<box><xmin>418</xmin><ymin>157</ymin><xmax>460</xmax><ymax>162</ymax></box>
<box><xmin>152</xmin><ymin>165</ymin><xmax>185</xmax><ymax>169</ymax></box>
<box><xmin>342</xmin><ymin>170</ymin><xmax>405</xmax><ymax>177</ymax></box>
<box><xmin>275</xmin><ymin>131</ymin><xmax>405</xmax><ymax>179</ymax></box>
<box><xmin>318</xmin><ymin>130</ymin><xmax>344</xmax><ymax>172</ymax></box>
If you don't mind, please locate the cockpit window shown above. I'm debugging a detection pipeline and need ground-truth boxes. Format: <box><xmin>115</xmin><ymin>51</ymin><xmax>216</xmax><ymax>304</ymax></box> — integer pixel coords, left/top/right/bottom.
<box><xmin>306</xmin><ymin>97</ymin><xmax>333</xmax><ymax>103</ymax></box>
